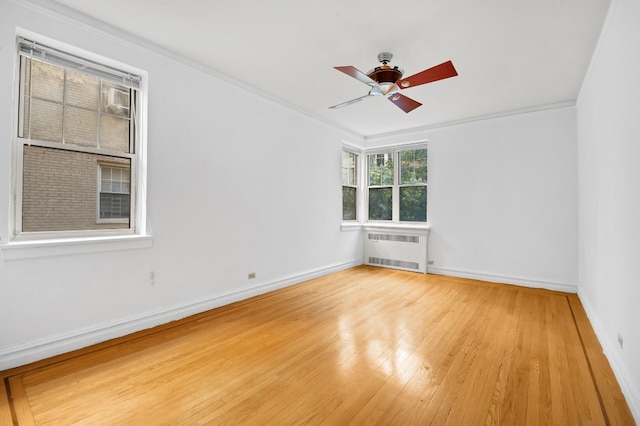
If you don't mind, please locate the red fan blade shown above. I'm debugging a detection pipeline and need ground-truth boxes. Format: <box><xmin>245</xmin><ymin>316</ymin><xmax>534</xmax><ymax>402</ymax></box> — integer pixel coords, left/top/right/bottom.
<box><xmin>329</xmin><ymin>94</ymin><xmax>372</xmax><ymax>109</ymax></box>
<box><xmin>388</xmin><ymin>93</ymin><xmax>422</xmax><ymax>113</ymax></box>
<box><xmin>397</xmin><ymin>60</ymin><xmax>458</xmax><ymax>89</ymax></box>
<box><xmin>334</xmin><ymin>66</ymin><xmax>381</xmax><ymax>89</ymax></box>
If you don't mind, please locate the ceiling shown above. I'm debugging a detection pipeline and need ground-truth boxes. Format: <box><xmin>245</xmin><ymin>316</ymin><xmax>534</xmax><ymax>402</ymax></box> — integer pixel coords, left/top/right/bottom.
<box><xmin>51</xmin><ymin>0</ymin><xmax>611</xmax><ymax>138</ymax></box>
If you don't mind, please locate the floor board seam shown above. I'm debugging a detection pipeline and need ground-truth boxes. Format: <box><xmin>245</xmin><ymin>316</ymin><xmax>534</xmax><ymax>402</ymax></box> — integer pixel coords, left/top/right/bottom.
<box><xmin>566</xmin><ymin>295</ymin><xmax>610</xmax><ymax>426</ymax></box>
<box><xmin>3</xmin><ymin>377</ymin><xmax>17</xmax><ymax>426</ymax></box>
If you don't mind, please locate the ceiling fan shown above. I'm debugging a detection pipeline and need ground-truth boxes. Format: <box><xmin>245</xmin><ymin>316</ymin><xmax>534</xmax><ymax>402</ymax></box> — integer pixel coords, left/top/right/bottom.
<box><xmin>330</xmin><ymin>52</ymin><xmax>458</xmax><ymax>113</ymax></box>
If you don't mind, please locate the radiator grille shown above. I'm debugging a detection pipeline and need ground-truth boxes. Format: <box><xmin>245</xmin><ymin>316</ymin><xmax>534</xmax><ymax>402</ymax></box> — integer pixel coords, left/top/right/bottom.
<box><xmin>367</xmin><ymin>233</ymin><xmax>420</xmax><ymax>243</ymax></box>
<box><xmin>368</xmin><ymin>257</ymin><xmax>420</xmax><ymax>271</ymax></box>
<box><xmin>364</xmin><ymin>228</ymin><xmax>429</xmax><ymax>273</ymax></box>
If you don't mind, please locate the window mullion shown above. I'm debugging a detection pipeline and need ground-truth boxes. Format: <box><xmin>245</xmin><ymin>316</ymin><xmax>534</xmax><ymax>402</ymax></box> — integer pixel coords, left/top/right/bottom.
<box><xmin>129</xmin><ymin>90</ymin><xmax>136</xmax><ymax>154</ymax></box>
<box><xmin>393</xmin><ymin>151</ymin><xmax>400</xmax><ymax>222</ymax></box>
<box><xmin>358</xmin><ymin>152</ymin><xmax>365</xmax><ymax>222</ymax></box>
<box><xmin>62</xmin><ymin>69</ymin><xmax>67</xmax><ymax>144</ymax></box>
<box><xmin>98</xmin><ymin>80</ymin><xmax>102</xmax><ymax>150</ymax></box>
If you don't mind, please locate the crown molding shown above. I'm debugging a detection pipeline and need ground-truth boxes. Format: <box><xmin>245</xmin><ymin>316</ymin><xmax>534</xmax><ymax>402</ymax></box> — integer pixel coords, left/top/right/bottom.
<box><xmin>364</xmin><ymin>100</ymin><xmax>576</xmax><ymax>144</ymax></box>
<box><xmin>11</xmin><ymin>0</ymin><xmax>577</xmax><ymax>146</ymax></box>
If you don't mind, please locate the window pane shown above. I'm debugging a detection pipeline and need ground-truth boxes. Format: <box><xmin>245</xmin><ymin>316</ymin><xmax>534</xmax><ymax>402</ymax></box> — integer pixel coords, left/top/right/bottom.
<box><xmin>400</xmin><ymin>149</ymin><xmax>427</xmax><ymax>185</ymax></box>
<box><xmin>99</xmin><ymin>165</ymin><xmax>131</xmax><ymax>220</ymax></box>
<box><xmin>368</xmin><ymin>187</ymin><xmax>392</xmax><ymax>220</ymax></box>
<box><xmin>100</xmin><ymin>114</ymin><xmax>131</xmax><ymax>153</ymax></box>
<box><xmin>368</xmin><ymin>153</ymin><xmax>394</xmax><ymax>186</ymax></box>
<box><xmin>342</xmin><ymin>186</ymin><xmax>356</xmax><ymax>220</ymax></box>
<box><xmin>65</xmin><ymin>106</ymin><xmax>98</xmax><ymax>147</ymax></box>
<box><xmin>101</xmin><ymin>166</ymin><xmax>130</xmax><ymax>194</ymax></box>
<box><xmin>399</xmin><ymin>186</ymin><xmax>427</xmax><ymax>222</ymax></box>
<box><xmin>20</xmin><ymin>58</ymin><xmax>133</xmax><ymax>153</ymax></box>
<box><xmin>100</xmin><ymin>193</ymin><xmax>130</xmax><ymax>219</ymax></box>
<box><xmin>66</xmin><ymin>70</ymin><xmax>100</xmax><ymax>110</ymax></box>
<box><xmin>30</xmin><ymin>60</ymin><xmax>64</xmax><ymax>102</ymax></box>
<box><xmin>22</xmin><ymin>146</ymin><xmax>130</xmax><ymax>231</ymax></box>
<box><xmin>342</xmin><ymin>151</ymin><xmax>357</xmax><ymax>186</ymax></box>
<box><xmin>29</xmin><ymin>98</ymin><xmax>63</xmax><ymax>142</ymax></box>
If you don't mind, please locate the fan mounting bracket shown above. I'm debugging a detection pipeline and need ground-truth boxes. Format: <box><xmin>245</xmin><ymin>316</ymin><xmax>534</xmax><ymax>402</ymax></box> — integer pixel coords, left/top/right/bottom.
<box><xmin>377</xmin><ymin>52</ymin><xmax>393</xmax><ymax>65</ymax></box>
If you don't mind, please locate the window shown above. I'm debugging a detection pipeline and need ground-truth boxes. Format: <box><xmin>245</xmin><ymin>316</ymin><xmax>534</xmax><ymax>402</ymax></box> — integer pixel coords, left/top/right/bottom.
<box><xmin>13</xmin><ymin>37</ymin><xmax>142</xmax><ymax>239</ymax></box>
<box><xmin>367</xmin><ymin>147</ymin><xmax>427</xmax><ymax>223</ymax></box>
<box><xmin>342</xmin><ymin>150</ymin><xmax>358</xmax><ymax>220</ymax></box>
<box><xmin>99</xmin><ymin>165</ymin><xmax>131</xmax><ymax>222</ymax></box>
<box><xmin>368</xmin><ymin>153</ymin><xmax>394</xmax><ymax>220</ymax></box>
<box><xmin>399</xmin><ymin>148</ymin><xmax>428</xmax><ymax>222</ymax></box>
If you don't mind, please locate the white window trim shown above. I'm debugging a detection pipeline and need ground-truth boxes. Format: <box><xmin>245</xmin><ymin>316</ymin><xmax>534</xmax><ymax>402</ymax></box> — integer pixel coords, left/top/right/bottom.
<box><xmin>367</xmin><ymin>151</ymin><xmax>396</xmax><ymax>222</ymax></box>
<box><xmin>341</xmin><ymin>150</ymin><xmax>359</xmax><ymax>222</ymax></box>
<box><xmin>365</xmin><ymin>142</ymin><xmax>428</xmax><ymax>225</ymax></box>
<box><xmin>0</xmin><ymin>234</ymin><xmax>153</xmax><ymax>260</ymax></box>
<box><xmin>2</xmin><ymin>31</ymin><xmax>151</xmax><ymax>257</ymax></box>
<box><xmin>341</xmin><ymin>144</ymin><xmax>365</xmax><ymax>226</ymax></box>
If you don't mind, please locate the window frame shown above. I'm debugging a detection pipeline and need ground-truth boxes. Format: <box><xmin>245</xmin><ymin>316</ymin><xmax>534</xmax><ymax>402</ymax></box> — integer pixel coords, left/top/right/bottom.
<box><xmin>9</xmin><ymin>34</ymin><xmax>147</xmax><ymax>243</ymax></box>
<box><xmin>366</xmin><ymin>143</ymin><xmax>428</xmax><ymax>224</ymax></box>
<box><xmin>367</xmin><ymin>151</ymin><xmax>395</xmax><ymax>221</ymax></box>
<box><xmin>341</xmin><ymin>149</ymin><xmax>359</xmax><ymax>221</ymax></box>
<box><xmin>398</xmin><ymin>147</ymin><xmax>428</xmax><ymax>223</ymax></box>
<box><xmin>97</xmin><ymin>163</ymin><xmax>132</xmax><ymax>224</ymax></box>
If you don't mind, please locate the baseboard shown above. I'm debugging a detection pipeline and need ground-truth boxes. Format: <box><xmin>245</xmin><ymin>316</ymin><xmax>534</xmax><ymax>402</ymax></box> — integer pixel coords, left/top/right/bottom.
<box><xmin>577</xmin><ymin>288</ymin><xmax>640</xmax><ymax>423</ymax></box>
<box><xmin>428</xmin><ymin>266</ymin><xmax>579</xmax><ymax>293</ymax></box>
<box><xmin>0</xmin><ymin>259</ymin><xmax>362</xmax><ymax>371</ymax></box>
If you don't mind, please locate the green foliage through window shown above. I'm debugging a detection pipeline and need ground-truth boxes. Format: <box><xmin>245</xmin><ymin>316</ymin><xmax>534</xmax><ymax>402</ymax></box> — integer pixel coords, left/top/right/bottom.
<box><xmin>342</xmin><ymin>186</ymin><xmax>356</xmax><ymax>220</ymax></box>
<box><xmin>368</xmin><ymin>153</ymin><xmax>394</xmax><ymax>186</ymax></box>
<box><xmin>400</xmin><ymin>149</ymin><xmax>427</xmax><ymax>185</ymax></box>
<box><xmin>400</xmin><ymin>186</ymin><xmax>427</xmax><ymax>222</ymax></box>
<box><xmin>367</xmin><ymin>147</ymin><xmax>427</xmax><ymax>222</ymax></box>
<box><xmin>342</xmin><ymin>151</ymin><xmax>358</xmax><ymax>220</ymax></box>
<box><xmin>369</xmin><ymin>187</ymin><xmax>392</xmax><ymax>220</ymax></box>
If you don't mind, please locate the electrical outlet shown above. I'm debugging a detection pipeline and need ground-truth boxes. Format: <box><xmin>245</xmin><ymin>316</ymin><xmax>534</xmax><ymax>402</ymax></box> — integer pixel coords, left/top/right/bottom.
<box><xmin>618</xmin><ymin>333</ymin><xmax>624</xmax><ymax>349</ymax></box>
<box><xmin>248</xmin><ymin>272</ymin><xmax>256</xmax><ymax>279</ymax></box>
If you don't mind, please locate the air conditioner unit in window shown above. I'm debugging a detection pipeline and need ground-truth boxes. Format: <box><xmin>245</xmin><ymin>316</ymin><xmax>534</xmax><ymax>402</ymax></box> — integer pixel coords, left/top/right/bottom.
<box><xmin>106</xmin><ymin>87</ymin><xmax>129</xmax><ymax>114</ymax></box>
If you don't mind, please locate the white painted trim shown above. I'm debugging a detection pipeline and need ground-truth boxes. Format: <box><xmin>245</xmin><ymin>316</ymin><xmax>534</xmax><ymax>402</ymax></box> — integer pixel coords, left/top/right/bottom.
<box><xmin>577</xmin><ymin>289</ymin><xmax>640</xmax><ymax>424</ymax></box>
<box><xmin>0</xmin><ymin>259</ymin><xmax>362</xmax><ymax>371</ymax></box>
<box><xmin>364</xmin><ymin>223</ymin><xmax>430</xmax><ymax>232</ymax></box>
<box><xmin>428</xmin><ymin>266</ymin><xmax>578</xmax><ymax>293</ymax></box>
<box><xmin>340</xmin><ymin>222</ymin><xmax>363</xmax><ymax>232</ymax></box>
<box><xmin>0</xmin><ymin>234</ymin><xmax>153</xmax><ymax>260</ymax></box>
<box><xmin>341</xmin><ymin>141</ymin><xmax>364</xmax><ymax>154</ymax></box>
<box><xmin>364</xmin><ymin>101</ymin><xmax>576</xmax><ymax>143</ymax></box>
<box><xmin>365</xmin><ymin>141</ymin><xmax>429</xmax><ymax>155</ymax></box>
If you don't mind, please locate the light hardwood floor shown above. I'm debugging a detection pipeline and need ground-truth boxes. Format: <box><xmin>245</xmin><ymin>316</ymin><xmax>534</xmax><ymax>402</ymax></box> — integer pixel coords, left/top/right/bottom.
<box><xmin>0</xmin><ymin>266</ymin><xmax>634</xmax><ymax>425</ymax></box>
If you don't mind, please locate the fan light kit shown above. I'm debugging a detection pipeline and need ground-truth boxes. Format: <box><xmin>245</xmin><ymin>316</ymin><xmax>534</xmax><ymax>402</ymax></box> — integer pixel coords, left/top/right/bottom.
<box><xmin>330</xmin><ymin>52</ymin><xmax>458</xmax><ymax>113</ymax></box>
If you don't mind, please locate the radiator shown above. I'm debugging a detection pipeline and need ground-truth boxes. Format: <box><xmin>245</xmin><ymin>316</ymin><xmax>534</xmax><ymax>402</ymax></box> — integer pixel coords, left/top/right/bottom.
<box><xmin>363</xmin><ymin>227</ymin><xmax>429</xmax><ymax>273</ymax></box>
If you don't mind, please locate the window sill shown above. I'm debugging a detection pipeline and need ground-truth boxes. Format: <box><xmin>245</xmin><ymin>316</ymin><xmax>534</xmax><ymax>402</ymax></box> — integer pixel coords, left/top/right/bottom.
<box><xmin>364</xmin><ymin>222</ymin><xmax>431</xmax><ymax>232</ymax></box>
<box><xmin>0</xmin><ymin>234</ymin><xmax>153</xmax><ymax>260</ymax></box>
<box><xmin>341</xmin><ymin>222</ymin><xmax>363</xmax><ymax>232</ymax></box>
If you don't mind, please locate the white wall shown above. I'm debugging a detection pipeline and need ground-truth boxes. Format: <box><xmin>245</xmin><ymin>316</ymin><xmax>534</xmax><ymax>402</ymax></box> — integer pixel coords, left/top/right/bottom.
<box><xmin>576</xmin><ymin>0</ymin><xmax>640</xmax><ymax>418</ymax></box>
<box><xmin>367</xmin><ymin>106</ymin><xmax>579</xmax><ymax>292</ymax></box>
<box><xmin>0</xmin><ymin>0</ymin><xmax>363</xmax><ymax>369</ymax></box>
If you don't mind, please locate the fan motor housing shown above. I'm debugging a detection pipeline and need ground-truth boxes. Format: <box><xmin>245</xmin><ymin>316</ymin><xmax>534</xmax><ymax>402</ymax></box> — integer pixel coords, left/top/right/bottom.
<box><xmin>367</xmin><ymin>65</ymin><xmax>404</xmax><ymax>84</ymax></box>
